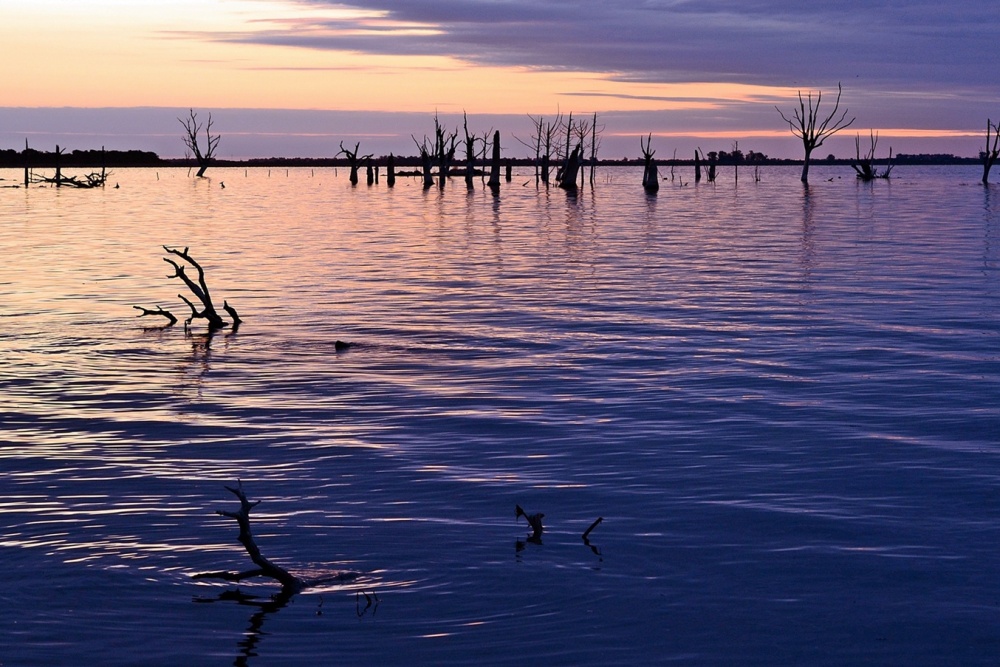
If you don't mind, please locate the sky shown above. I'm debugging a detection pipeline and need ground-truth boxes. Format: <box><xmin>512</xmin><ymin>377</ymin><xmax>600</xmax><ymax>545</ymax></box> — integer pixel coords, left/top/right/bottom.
<box><xmin>1</xmin><ymin>0</ymin><xmax>998</xmax><ymax>160</ymax></box>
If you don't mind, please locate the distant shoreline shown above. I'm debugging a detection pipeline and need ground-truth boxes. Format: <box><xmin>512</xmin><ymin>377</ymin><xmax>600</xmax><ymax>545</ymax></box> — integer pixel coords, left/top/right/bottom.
<box><xmin>0</xmin><ymin>148</ymin><xmax>983</xmax><ymax>170</ymax></box>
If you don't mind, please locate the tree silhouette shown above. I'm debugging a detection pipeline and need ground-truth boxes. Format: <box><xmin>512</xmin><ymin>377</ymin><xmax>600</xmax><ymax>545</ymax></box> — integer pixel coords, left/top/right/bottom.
<box><xmin>179</xmin><ymin>109</ymin><xmax>220</xmax><ymax>178</ymax></box>
<box><xmin>776</xmin><ymin>83</ymin><xmax>854</xmax><ymax>184</ymax></box>
<box><xmin>982</xmin><ymin>118</ymin><xmax>1000</xmax><ymax>184</ymax></box>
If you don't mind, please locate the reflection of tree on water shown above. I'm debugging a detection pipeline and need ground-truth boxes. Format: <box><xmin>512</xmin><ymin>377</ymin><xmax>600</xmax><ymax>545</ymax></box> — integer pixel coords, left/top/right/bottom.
<box><xmin>194</xmin><ymin>587</ymin><xmax>294</xmax><ymax>667</ymax></box>
<box><xmin>193</xmin><ymin>483</ymin><xmax>375</xmax><ymax>664</ymax></box>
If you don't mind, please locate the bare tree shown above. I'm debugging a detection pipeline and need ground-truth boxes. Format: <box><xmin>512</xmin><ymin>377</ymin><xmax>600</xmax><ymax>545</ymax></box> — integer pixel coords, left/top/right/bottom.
<box><xmin>337</xmin><ymin>141</ymin><xmax>372</xmax><ymax>186</ymax></box>
<box><xmin>851</xmin><ymin>130</ymin><xmax>894</xmax><ymax>181</ymax></box>
<box><xmin>983</xmin><ymin>118</ymin><xmax>1000</xmax><ymax>184</ymax></box>
<box><xmin>516</xmin><ymin>112</ymin><xmax>562</xmax><ymax>186</ymax></box>
<box><xmin>179</xmin><ymin>109</ymin><xmax>221</xmax><ymax>178</ymax></box>
<box><xmin>776</xmin><ymin>83</ymin><xmax>855</xmax><ymax>184</ymax></box>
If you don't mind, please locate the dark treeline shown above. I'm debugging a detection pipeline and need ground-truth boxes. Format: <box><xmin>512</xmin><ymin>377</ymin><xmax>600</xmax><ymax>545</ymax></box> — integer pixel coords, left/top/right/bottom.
<box><xmin>0</xmin><ymin>147</ymin><xmax>983</xmax><ymax>170</ymax></box>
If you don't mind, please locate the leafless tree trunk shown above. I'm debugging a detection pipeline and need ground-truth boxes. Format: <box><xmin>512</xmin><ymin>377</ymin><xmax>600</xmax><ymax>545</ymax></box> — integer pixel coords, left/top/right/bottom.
<box><xmin>337</xmin><ymin>142</ymin><xmax>371</xmax><ymax>186</ymax></box>
<box><xmin>983</xmin><ymin>119</ymin><xmax>1000</xmax><ymax>184</ymax></box>
<box><xmin>641</xmin><ymin>133</ymin><xmax>659</xmax><ymax>194</ymax></box>
<box><xmin>179</xmin><ymin>109</ymin><xmax>221</xmax><ymax>178</ymax></box>
<box><xmin>776</xmin><ymin>83</ymin><xmax>855</xmax><ymax>184</ymax></box>
<box><xmin>386</xmin><ymin>153</ymin><xmax>396</xmax><ymax>188</ymax></box>
<box><xmin>488</xmin><ymin>131</ymin><xmax>501</xmax><ymax>194</ymax></box>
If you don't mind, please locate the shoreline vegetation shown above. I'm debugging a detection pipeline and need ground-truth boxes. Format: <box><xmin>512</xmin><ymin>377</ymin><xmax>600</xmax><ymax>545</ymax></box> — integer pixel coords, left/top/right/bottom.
<box><xmin>0</xmin><ymin>147</ymin><xmax>983</xmax><ymax>170</ymax></box>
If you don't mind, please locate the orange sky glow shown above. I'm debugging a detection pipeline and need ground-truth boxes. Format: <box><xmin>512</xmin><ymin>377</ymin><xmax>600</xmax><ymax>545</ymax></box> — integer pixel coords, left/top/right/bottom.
<box><xmin>2</xmin><ymin>0</ymin><xmax>995</xmax><ymax>158</ymax></box>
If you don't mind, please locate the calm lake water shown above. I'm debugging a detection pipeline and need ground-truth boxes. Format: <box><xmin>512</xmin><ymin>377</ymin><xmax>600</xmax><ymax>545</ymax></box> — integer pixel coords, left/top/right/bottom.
<box><xmin>1</xmin><ymin>164</ymin><xmax>999</xmax><ymax>666</ymax></box>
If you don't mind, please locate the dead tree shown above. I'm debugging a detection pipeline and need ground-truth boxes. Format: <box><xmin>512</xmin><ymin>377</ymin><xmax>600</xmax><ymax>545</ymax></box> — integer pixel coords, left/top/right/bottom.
<box><xmin>179</xmin><ymin>109</ymin><xmax>221</xmax><ymax>178</ymax></box>
<box><xmin>557</xmin><ymin>143</ymin><xmax>583</xmax><ymax>192</ymax></box>
<box><xmin>776</xmin><ymin>83</ymin><xmax>855</xmax><ymax>184</ymax></box>
<box><xmin>160</xmin><ymin>245</ymin><xmax>240</xmax><ymax>331</ymax></box>
<box><xmin>194</xmin><ymin>482</ymin><xmax>302</xmax><ymax>589</ymax></box>
<box><xmin>851</xmin><ymin>130</ymin><xmax>894</xmax><ymax>181</ymax></box>
<box><xmin>386</xmin><ymin>153</ymin><xmax>396</xmax><ymax>188</ymax></box>
<box><xmin>337</xmin><ymin>142</ymin><xmax>371</xmax><ymax>186</ymax></box>
<box><xmin>519</xmin><ymin>113</ymin><xmax>560</xmax><ymax>186</ymax></box>
<box><xmin>694</xmin><ymin>149</ymin><xmax>703</xmax><ymax>183</ymax></box>
<box><xmin>487</xmin><ymin>131</ymin><xmax>502</xmax><ymax>194</ymax></box>
<box><xmin>463</xmin><ymin>112</ymin><xmax>479</xmax><ymax>190</ymax></box>
<box><xmin>983</xmin><ymin>119</ymin><xmax>1000</xmax><ymax>184</ymax></box>
<box><xmin>588</xmin><ymin>112</ymin><xmax>603</xmax><ymax>186</ymax></box>
<box><xmin>193</xmin><ymin>482</ymin><xmax>363</xmax><ymax>593</ymax></box>
<box><xmin>640</xmin><ymin>133</ymin><xmax>659</xmax><ymax>194</ymax></box>
<box><xmin>434</xmin><ymin>118</ymin><xmax>458</xmax><ymax>190</ymax></box>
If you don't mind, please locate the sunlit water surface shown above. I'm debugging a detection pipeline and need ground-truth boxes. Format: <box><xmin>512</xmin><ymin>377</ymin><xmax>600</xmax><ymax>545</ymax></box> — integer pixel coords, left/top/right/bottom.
<box><xmin>2</xmin><ymin>166</ymin><xmax>999</xmax><ymax>665</ymax></box>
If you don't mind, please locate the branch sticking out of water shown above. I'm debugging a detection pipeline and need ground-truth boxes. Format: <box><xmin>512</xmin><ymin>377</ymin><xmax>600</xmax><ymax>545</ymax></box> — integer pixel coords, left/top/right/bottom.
<box><xmin>132</xmin><ymin>304</ymin><xmax>177</xmax><ymax>325</ymax></box>
<box><xmin>194</xmin><ymin>481</ymin><xmax>303</xmax><ymax>590</ymax></box>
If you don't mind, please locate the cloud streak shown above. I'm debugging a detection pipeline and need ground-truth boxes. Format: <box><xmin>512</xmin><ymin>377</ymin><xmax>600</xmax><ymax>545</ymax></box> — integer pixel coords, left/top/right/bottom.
<box><xmin>213</xmin><ymin>0</ymin><xmax>998</xmax><ymax>93</ymax></box>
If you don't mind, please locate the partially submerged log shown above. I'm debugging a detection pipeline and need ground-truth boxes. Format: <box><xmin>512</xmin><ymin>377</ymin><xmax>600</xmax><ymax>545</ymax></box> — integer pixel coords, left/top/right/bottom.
<box><xmin>133</xmin><ymin>305</ymin><xmax>178</xmax><ymax>325</ymax></box>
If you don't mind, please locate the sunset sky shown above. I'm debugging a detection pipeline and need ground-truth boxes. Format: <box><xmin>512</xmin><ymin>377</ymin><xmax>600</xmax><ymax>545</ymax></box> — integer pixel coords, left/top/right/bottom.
<box><xmin>2</xmin><ymin>0</ymin><xmax>997</xmax><ymax>159</ymax></box>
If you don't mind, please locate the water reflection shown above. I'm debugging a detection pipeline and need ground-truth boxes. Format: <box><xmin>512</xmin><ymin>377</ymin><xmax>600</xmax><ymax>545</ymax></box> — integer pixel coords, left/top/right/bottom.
<box><xmin>195</xmin><ymin>587</ymin><xmax>294</xmax><ymax>667</ymax></box>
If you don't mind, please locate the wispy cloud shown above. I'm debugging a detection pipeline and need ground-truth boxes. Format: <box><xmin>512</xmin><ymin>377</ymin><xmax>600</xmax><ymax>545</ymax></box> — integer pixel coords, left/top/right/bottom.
<box><xmin>196</xmin><ymin>0</ymin><xmax>999</xmax><ymax>94</ymax></box>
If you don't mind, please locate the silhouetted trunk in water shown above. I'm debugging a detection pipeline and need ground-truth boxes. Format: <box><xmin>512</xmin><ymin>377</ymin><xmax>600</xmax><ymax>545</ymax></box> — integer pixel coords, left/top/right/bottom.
<box><xmin>641</xmin><ymin>133</ymin><xmax>658</xmax><ymax>194</ymax></box>
<box><xmin>488</xmin><ymin>131</ymin><xmax>501</xmax><ymax>194</ymax></box>
<box><xmin>23</xmin><ymin>138</ymin><xmax>29</xmax><ymax>187</ymax></box>
<box><xmin>983</xmin><ymin>119</ymin><xmax>1000</xmax><ymax>184</ymax></box>
<box><xmin>54</xmin><ymin>145</ymin><xmax>63</xmax><ymax>187</ymax></box>
<box><xmin>694</xmin><ymin>150</ymin><xmax>702</xmax><ymax>183</ymax></box>
<box><xmin>420</xmin><ymin>150</ymin><xmax>433</xmax><ymax>189</ymax></box>
<box><xmin>386</xmin><ymin>154</ymin><xmax>396</xmax><ymax>188</ymax></box>
<box><xmin>464</xmin><ymin>123</ymin><xmax>476</xmax><ymax>191</ymax></box>
<box><xmin>558</xmin><ymin>144</ymin><xmax>582</xmax><ymax>192</ymax></box>
<box><xmin>540</xmin><ymin>155</ymin><xmax>550</xmax><ymax>185</ymax></box>
<box><xmin>366</xmin><ymin>159</ymin><xmax>374</xmax><ymax>186</ymax></box>
<box><xmin>505</xmin><ymin>160</ymin><xmax>512</xmax><ymax>182</ymax></box>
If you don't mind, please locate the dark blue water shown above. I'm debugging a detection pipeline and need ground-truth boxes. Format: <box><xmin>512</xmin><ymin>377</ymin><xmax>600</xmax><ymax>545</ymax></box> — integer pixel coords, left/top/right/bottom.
<box><xmin>1</xmin><ymin>165</ymin><xmax>999</xmax><ymax>665</ymax></box>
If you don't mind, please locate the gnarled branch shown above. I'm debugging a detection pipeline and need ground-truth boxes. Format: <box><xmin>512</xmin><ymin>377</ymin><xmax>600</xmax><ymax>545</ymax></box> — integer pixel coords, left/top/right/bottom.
<box><xmin>194</xmin><ymin>481</ymin><xmax>302</xmax><ymax>590</ymax></box>
<box><xmin>162</xmin><ymin>245</ymin><xmax>229</xmax><ymax>330</ymax></box>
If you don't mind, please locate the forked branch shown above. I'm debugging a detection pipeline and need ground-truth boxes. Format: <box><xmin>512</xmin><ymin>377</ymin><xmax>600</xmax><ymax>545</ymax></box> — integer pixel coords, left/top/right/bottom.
<box><xmin>194</xmin><ymin>481</ymin><xmax>302</xmax><ymax>589</ymax></box>
<box><xmin>161</xmin><ymin>245</ymin><xmax>235</xmax><ymax>330</ymax></box>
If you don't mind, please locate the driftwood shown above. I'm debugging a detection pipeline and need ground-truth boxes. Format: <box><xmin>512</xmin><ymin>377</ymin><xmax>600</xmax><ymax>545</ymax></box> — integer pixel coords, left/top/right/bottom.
<box><xmin>194</xmin><ymin>482</ymin><xmax>362</xmax><ymax>593</ymax></box>
<box><xmin>162</xmin><ymin>245</ymin><xmax>238</xmax><ymax>330</ymax></box>
<box><xmin>516</xmin><ymin>504</ymin><xmax>544</xmax><ymax>541</ymax></box>
<box><xmin>132</xmin><ymin>305</ymin><xmax>178</xmax><ymax>325</ymax></box>
<box><xmin>195</xmin><ymin>482</ymin><xmax>302</xmax><ymax>589</ymax></box>
<box><xmin>134</xmin><ymin>246</ymin><xmax>239</xmax><ymax>331</ymax></box>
